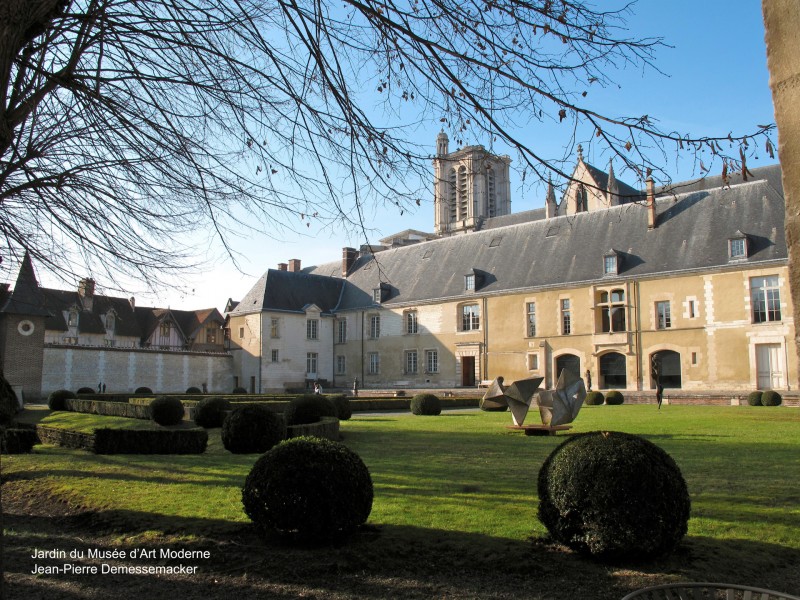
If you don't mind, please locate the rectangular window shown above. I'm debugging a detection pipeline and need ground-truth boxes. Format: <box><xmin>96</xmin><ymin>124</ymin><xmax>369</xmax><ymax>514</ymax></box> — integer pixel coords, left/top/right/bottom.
<box><xmin>370</xmin><ymin>315</ymin><xmax>381</xmax><ymax>338</ymax></box>
<box><xmin>688</xmin><ymin>300</ymin><xmax>696</xmax><ymax>319</ymax></box>
<box><xmin>306</xmin><ymin>318</ymin><xmax>318</xmax><ymax>340</ymax></box>
<box><xmin>603</xmin><ymin>255</ymin><xmax>617</xmax><ymax>275</ymax></box>
<box><xmin>729</xmin><ymin>238</ymin><xmax>747</xmax><ymax>259</ymax></box>
<box><xmin>561</xmin><ymin>299</ymin><xmax>572</xmax><ymax>335</ymax></box>
<box><xmin>406</xmin><ymin>311</ymin><xmax>418</xmax><ymax>334</ymax></box>
<box><xmin>373</xmin><ymin>288</ymin><xmax>382</xmax><ymax>303</ymax></box>
<box><xmin>425</xmin><ymin>349</ymin><xmax>439</xmax><ymax>373</ymax></box>
<box><xmin>336</xmin><ymin>355</ymin><xmax>346</xmax><ymax>375</ymax></box>
<box><xmin>160</xmin><ymin>321</ymin><xmax>171</xmax><ymax>337</ymax></box>
<box><xmin>751</xmin><ymin>276</ymin><xmax>782</xmax><ymax>323</ymax></box>
<box><xmin>465</xmin><ymin>274</ymin><xmax>475</xmax><ymax>291</ymax></box>
<box><xmin>656</xmin><ymin>301</ymin><xmax>672</xmax><ymax>329</ymax></box>
<box><xmin>337</xmin><ymin>319</ymin><xmax>347</xmax><ymax>344</ymax></box>
<box><xmin>368</xmin><ymin>352</ymin><xmax>380</xmax><ymax>374</ymax></box>
<box><xmin>527</xmin><ymin>302</ymin><xmax>536</xmax><ymax>337</ymax></box>
<box><xmin>405</xmin><ymin>350</ymin><xmax>418</xmax><ymax>374</ymax></box>
<box><xmin>205</xmin><ymin>325</ymin><xmax>217</xmax><ymax>344</ymax></box>
<box><xmin>270</xmin><ymin>318</ymin><xmax>279</xmax><ymax>338</ymax></box>
<box><xmin>306</xmin><ymin>352</ymin><xmax>318</xmax><ymax>375</ymax></box>
<box><xmin>271</xmin><ymin>349</ymin><xmax>279</xmax><ymax>363</ymax></box>
<box><xmin>461</xmin><ymin>304</ymin><xmax>480</xmax><ymax>331</ymax></box>
<box><xmin>238</xmin><ymin>326</ymin><xmax>245</xmax><ymax>339</ymax></box>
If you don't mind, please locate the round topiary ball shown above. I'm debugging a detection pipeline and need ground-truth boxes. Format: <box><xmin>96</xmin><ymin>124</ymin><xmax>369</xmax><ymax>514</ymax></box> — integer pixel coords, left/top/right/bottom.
<box><xmin>242</xmin><ymin>436</ymin><xmax>373</xmax><ymax>543</ymax></box>
<box><xmin>746</xmin><ymin>391</ymin><xmax>763</xmax><ymax>406</ymax></box>
<box><xmin>47</xmin><ymin>389</ymin><xmax>76</xmax><ymax>411</ymax></box>
<box><xmin>76</xmin><ymin>387</ymin><xmax>96</xmax><ymax>395</ymax></box>
<box><xmin>329</xmin><ymin>394</ymin><xmax>352</xmax><ymax>421</ymax></box>
<box><xmin>410</xmin><ymin>393</ymin><xmax>441</xmax><ymax>415</ymax></box>
<box><xmin>193</xmin><ymin>396</ymin><xmax>232</xmax><ymax>428</ymax></box>
<box><xmin>584</xmin><ymin>391</ymin><xmax>604</xmax><ymax>406</ymax></box>
<box><xmin>222</xmin><ymin>405</ymin><xmax>286</xmax><ymax>454</ymax></box>
<box><xmin>604</xmin><ymin>390</ymin><xmax>624</xmax><ymax>405</ymax></box>
<box><xmin>149</xmin><ymin>396</ymin><xmax>185</xmax><ymax>426</ymax></box>
<box><xmin>284</xmin><ymin>395</ymin><xmax>337</xmax><ymax>426</ymax></box>
<box><xmin>135</xmin><ymin>386</ymin><xmax>153</xmax><ymax>395</ymax></box>
<box><xmin>538</xmin><ymin>431</ymin><xmax>690</xmax><ymax>561</ymax></box>
<box><xmin>185</xmin><ymin>386</ymin><xmax>202</xmax><ymax>395</ymax></box>
<box><xmin>761</xmin><ymin>390</ymin><xmax>783</xmax><ymax>406</ymax></box>
<box><xmin>232</xmin><ymin>387</ymin><xmax>248</xmax><ymax>395</ymax></box>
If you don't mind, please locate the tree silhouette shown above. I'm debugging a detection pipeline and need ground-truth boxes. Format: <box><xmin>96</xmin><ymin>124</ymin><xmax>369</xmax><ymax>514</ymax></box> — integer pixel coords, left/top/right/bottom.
<box><xmin>1</xmin><ymin>0</ymin><xmax>773</xmax><ymax>287</ymax></box>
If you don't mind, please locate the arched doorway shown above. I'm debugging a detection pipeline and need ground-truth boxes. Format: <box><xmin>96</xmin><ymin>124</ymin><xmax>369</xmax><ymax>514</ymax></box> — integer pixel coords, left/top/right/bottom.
<box><xmin>600</xmin><ymin>352</ymin><xmax>627</xmax><ymax>389</ymax></box>
<box><xmin>651</xmin><ymin>351</ymin><xmax>682</xmax><ymax>389</ymax></box>
<box><xmin>555</xmin><ymin>354</ymin><xmax>580</xmax><ymax>380</ymax></box>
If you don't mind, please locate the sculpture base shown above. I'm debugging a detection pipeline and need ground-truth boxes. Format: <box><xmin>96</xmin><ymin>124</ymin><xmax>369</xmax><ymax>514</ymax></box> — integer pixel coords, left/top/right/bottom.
<box><xmin>505</xmin><ymin>424</ymin><xmax>573</xmax><ymax>436</ymax></box>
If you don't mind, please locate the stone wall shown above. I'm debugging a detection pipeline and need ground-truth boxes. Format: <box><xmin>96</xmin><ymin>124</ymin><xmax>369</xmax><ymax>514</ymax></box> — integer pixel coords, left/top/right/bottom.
<box><xmin>42</xmin><ymin>345</ymin><xmax>233</xmax><ymax>395</ymax></box>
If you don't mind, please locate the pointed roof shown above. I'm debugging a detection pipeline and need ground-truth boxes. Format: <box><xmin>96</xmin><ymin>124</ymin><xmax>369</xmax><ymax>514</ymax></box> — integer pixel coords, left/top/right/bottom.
<box><xmin>0</xmin><ymin>253</ymin><xmax>51</xmax><ymax>316</ymax></box>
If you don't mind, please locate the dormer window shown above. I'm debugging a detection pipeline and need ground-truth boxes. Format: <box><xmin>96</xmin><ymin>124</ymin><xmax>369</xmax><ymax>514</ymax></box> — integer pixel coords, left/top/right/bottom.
<box><xmin>465</xmin><ymin>273</ymin><xmax>475</xmax><ymax>291</ymax></box>
<box><xmin>105</xmin><ymin>311</ymin><xmax>116</xmax><ymax>332</ymax></box>
<box><xmin>603</xmin><ymin>251</ymin><xmax>619</xmax><ymax>276</ymax></box>
<box><xmin>67</xmin><ymin>309</ymin><xmax>79</xmax><ymax>328</ymax></box>
<box><xmin>729</xmin><ymin>232</ymin><xmax>748</xmax><ymax>260</ymax></box>
<box><xmin>373</xmin><ymin>288</ymin><xmax>382</xmax><ymax>303</ymax></box>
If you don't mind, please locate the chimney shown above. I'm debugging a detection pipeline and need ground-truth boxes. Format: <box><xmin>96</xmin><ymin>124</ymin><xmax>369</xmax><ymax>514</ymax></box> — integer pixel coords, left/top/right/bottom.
<box><xmin>288</xmin><ymin>258</ymin><xmax>301</xmax><ymax>272</ymax></box>
<box><xmin>78</xmin><ymin>278</ymin><xmax>95</xmax><ymax>312</ymax></box>
<box><xmin>129</xmin><ymin>296</ymin><xmax>136</xmax><ymax>310</ymax></box>
<box><xmin>342</xmin><ymin>247</ymin><xmax>358</xmax><ymax>278</ymax></box>
<box><xmin>277</xmin><ymin>262</ymin><xmax>288</xmax><ymax>272</ymax></box>
<box><xmin>545</xmin><ymin>177</ymin><xmax>557</xmax><ymax>219</ymax></box>
<box><xmin>646</xmin><ymin>176</ymin><xmax>656</xmax><ymax>230</ymax></box>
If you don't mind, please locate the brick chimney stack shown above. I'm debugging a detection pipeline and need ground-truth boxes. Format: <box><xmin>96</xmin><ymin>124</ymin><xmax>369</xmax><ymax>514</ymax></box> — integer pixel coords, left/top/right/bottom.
<box><xmin>277</xmin><ymin>263</ymin><xmax>288</xmax><ymax>272</ymax></box>
<box><xmin>646</xmin><ymin>176</ymin><xmax>656</xmax><ymax>230</ymax></box>
<box><xmin>288</xmin><ymin>259</ymin><xmax>301</xmax><ymax>272</ymax></box>
<box><xmin>78</xmin><ymin>278</ymin><xmax>95</xmax><ymax>312</ymax></box>
<box><xmin>342</xmin><ymin>247</ymin><xmax>358</xmax><ymax>278</ymax></box>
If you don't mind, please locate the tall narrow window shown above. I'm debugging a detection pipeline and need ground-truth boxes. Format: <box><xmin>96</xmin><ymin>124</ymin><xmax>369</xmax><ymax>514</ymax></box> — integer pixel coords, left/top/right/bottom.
<box><xmin>656</xmin><ymin>301</ymin><xmax>672</xmax><ymax>329</ymax></box>
<box><xmin>406</xmin><ymin>311</ymin><xmax>418</xmax><ymax>334</ymax></box>
<box><xmin>337</xmin><ymin>319</ymin><xmax>347</xmax><ymax>344</ymax></box>
<box><xmin>457</xmin><ymin>165</ymin><xmax>468</xmax><ymax>220</ymax></box>
<box><xmin>465</xmin><ymin>273</ymin><xmax>475</xmax><ymax>291</ymax></box>
<box><xmin>270</xmin><ymin>318</ymin><xmax>279</xmax><ymax>338</ymax></box>
<box><xmin>271</xmin><ymin>349</ymin><xmax>279</xmax><ymax>363</ymax></box>
<box><xmin>527</xmin><ymin>302</ymin><xmax>536</xmax><ymax>337</ymax></box>
<box><xmin>603</xmin><ymin>255</ymin><xmax>618</xmax><ymax>275</ymax></box>
<box><xmin>561</xmin><ymin>299</ymin><xmax>572</xmax><ymax>335</ymax></box>
<box><xmin>336</xmin><ymin>355</ymin><xmax>346</xmax><ymax>375</ymax></box>
<box><xmin>751</xmin><ymin>276</ymin><xmax>782</xmax><ymax>323</ymax></box>
<box><xmin>370</xmin><ymin>314</ymin><xmax>381</xmax><ymax>338</ymax></box>
<box><xmin>368</xmin><ymin>352</ymin><xmax>380</xmax><ymax>374</ymax></box>
<box><xmin>461</xmin><ymin>304</ymin><xmax>480</xmax><ymax>331</ymax></box>
<box><xmin>405</xmin><ymin>350</ymin><xmax>418</xmax><ymax>374</ymax></box>
<box><xmin>425</xmin><ymin>349</ymin><xmax>439</xmax><ymax>373</ymax></box>
<box><xmin>306</xmin><ymin>319</ymin><xmax>318</xmax><ymax>340</ymax></box>
<box><xmin>306</xmin><ymin>352</ymin><xmax>318</xmax><ymax>374</ymax></box>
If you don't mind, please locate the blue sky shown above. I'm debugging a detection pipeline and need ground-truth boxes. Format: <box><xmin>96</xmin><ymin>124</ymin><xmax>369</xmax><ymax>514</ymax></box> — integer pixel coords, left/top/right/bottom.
<box><xmin>40</xmin><ymin>0</ymin><xmax>780</xmax><ymax>311</ymax></box>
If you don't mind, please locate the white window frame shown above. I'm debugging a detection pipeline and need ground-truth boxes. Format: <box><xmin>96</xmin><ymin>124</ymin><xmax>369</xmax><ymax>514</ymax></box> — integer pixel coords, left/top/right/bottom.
<box><xmin>656</xmin><ymin>301</ymin><xmax>672</xmax><ymax>329</ymax></box>
<box><xmin>369</xmin><ymin>314</ymin><xmax>381</xmax><ymax>339</ymax></box>
<box><xmin>336</xmin><ymin>355</ymin><xmax>347</xmax><ymax>375</ymax></box>
<box><xmin>306</xmin><ymin>352</ymin><xmax>318</xmax><ymax>375</ymax></box>
<box><xmin>561</xmin><ymin>298</ymin><xmax>572</xmax><ymax>335</ymax></box>
<box><xmin>368</xmin><ymin>352</ymin><xmax>380</xmax><ymax>374</ymax></box>
<box><xmin>337</xmin><ymin>319</ymin><xmax>347</xmax><ymax>344</ymax></box>
<box><xmin>405</xmin><ymin>350</ymin><xmax>418</xmax><ymax>374</ymax></box>
<box><xmin>461</xmin><ymin>303</ymin><xmax>480</xmax><ymax>331</ymax></box>
<box><xmin>751</xmin><ymin>276</ymin><xmax>782</xmax><ymax>323</ymax></box>
<box><xmin>406</xmin><ymin>310</ymin><xmax>418</xmax><ymax>335</ymax></box>
<box><xmin>306</xmin><ymin>318</ymin><xmax>319</xmax><ymax>340</ymax></box>
<box><xmin>425</xmin><ymin>349</ymin><xmax>439</xmax><ymax>373</ymax></box>
<box><xmin>527</xmin><ymin>302</ymin><xmax>536</xmax><ymax>337</ymax></box>
<box><xmin>270</xmin><ymin>318</ymin><xmax>280</xmax><ymax>339</ymax></box>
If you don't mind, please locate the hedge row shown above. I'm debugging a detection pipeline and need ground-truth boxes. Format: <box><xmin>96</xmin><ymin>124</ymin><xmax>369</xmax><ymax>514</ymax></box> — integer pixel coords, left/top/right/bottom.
<box><xmin>65</xmin><ymin>398</ymin><xmax>152</xmax><ymax>419</ymax></box>
<box><xmin>1</xmin><ymin>427</ymin><xmax>38</xmax><ymax>454</ymax></box>
<box><xmin>36</xmin><ymin>425</ymin><xmax>207</xmax><ymax>454</ymax></box>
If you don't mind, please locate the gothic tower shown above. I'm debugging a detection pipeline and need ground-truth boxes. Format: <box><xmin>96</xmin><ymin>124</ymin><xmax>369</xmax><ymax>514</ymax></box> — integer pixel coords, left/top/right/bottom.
<box><xmin>433</xmin><ymin>132</ymin><xmax>512</xmax><ymax>235</ymax></box>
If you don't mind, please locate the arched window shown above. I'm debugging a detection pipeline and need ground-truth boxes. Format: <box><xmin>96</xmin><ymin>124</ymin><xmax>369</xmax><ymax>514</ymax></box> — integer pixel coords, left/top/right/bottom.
<box><xmin>555</xmin><ymin>354</ymin><xmax>580</xmax><ymax>380</ymax></box>
<box><xmin>597</xmin><ymin>289</ymin><xmax>626</xmax><ymax>332</ymax></box>
<box><xmin>651</xmin><ymin>351</ymin><xmax>682</xmax><ymax>389</ymax></box>
<box><xmin>600</xmin><ymin>352</ymin><xmax>627</xmax><ymax>388</ymax></box>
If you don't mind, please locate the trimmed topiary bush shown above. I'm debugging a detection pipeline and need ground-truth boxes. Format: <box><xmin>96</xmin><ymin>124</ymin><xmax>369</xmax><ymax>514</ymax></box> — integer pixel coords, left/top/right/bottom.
<box><xmin>149</xmin><ymin>396</ymin><xmax>185</xmax><ymax>426</ymax></box>
<box><xmin>193</xmin><ymin>396</ymin><xmax>232</xmax><ymax>428</ymax></box>
<box><xmin>329</xmin><ymin>394</ymin><xmax>352</xmax><ymax>421</ymax></box>
<box><xmin>0</xmin><ymin>373</ymin><xmax>19</xmax><ymax>426</ymax></box>
<box><xmin>285</xmin><ymin>394</ymin><xmax>337</xmax><ymax>426</ymax></box>
<box><xmin>761</xmin><ymin>390</ymin><xmax>783</xmax><ymax>406</ymax></box>
<box><xmin>232</xmin><ymin>386</ymin><xmax>248</xmax><ymax>394</ymax></box>
<box><xmin>76</xmin><ymin>387</ymin><xmax>96</xmax><ymax>395</ymax></box>
<box><xmin>185</xmin><ymin>386</ymin><xmax>202</xmax><ymax>394</ymax></box>
<box><xmin>242</xmin><ymin>436</ymin><xmax>373</xmax><ymax>543</ymax></box>
<box><xmin>222</xmin><ymin>405</ymin><xmax>286</xmax><ymax>454</ymax></box>
<box><xmin>47</xmin><ymin>389</ymin><xmax>76</xmax><ymax>411</ymax></box>
<box><xmin>584</xmin><ymin>391</ymin><xmax>604</xmax><ymax>406</ymax></box>
<box><xmin>410</xmin><ymin>393</ymin><xmax>441</xmax><ymax>415</ymax></box>
<box><xmin>604</xmin><ymin>390</ymin><xmax>624</xmax><ymax>405</ymax></box>
<box><xmin>134</xmin><ymin>386</ymin><xmax>153</xmax><ymax>394</ymax></box>
<box><xmin>538</xmin><ymin>430</ymin><xmax>690</xmax><ymax>561</ymax></box>
<box><xmin>1</xmin><ymin>427</ymin><xmax>38</xmax><ymax>454</ymax></box>
<box><xmin>746</xmin><ymin>391</ymin><xmax>763</xmax><ymax>406</ymax></box>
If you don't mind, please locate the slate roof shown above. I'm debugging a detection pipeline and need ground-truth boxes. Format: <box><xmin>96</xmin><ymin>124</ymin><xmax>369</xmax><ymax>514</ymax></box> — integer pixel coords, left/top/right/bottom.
<box><xmin>229</xmin><ymin>269</ymin><xmax>345</xmax><ymax>316</ymax></box>
<box><xmin>300</xmin><ymin>176</ymin><xmax>785</xmax><ymax>311</ymax></box>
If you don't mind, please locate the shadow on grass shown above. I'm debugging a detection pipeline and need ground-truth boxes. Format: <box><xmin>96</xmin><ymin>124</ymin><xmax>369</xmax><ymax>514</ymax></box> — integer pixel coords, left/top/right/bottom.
<box><xmin>4</xmin><ymin>501</ymin><xmax>800</xmax><ymax>600</ymax></box>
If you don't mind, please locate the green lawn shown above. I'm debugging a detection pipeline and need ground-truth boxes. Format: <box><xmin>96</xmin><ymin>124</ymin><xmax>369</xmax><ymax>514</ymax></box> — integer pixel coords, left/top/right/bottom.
<box><xmin>3</xmin><ymin>404</ymin><xmax>800</xmax><ymax>599</ymax></box>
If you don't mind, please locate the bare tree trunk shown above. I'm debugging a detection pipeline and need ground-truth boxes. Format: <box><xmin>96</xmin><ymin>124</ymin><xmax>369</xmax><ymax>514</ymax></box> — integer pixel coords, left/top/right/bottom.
<box><xmin>763</xmin><ymin>0</ymin><xmax>800</xmax><ymax>389</ymax></box>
